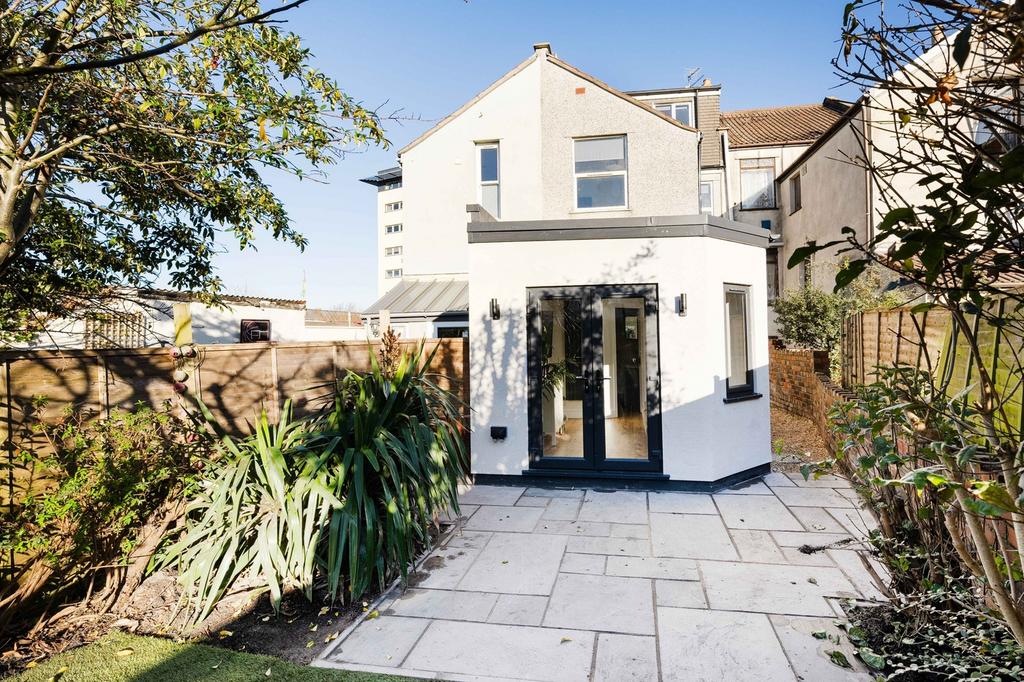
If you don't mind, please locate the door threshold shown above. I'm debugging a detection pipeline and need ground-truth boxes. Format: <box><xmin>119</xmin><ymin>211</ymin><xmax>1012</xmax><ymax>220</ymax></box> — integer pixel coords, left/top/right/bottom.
<box><xmin>472</xmin><ymin>463</ymin><xmax>770</xmax><ymax>492</ymax></box>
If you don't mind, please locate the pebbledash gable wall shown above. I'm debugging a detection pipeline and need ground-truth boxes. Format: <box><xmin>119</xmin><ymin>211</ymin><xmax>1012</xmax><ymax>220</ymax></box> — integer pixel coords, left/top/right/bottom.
<box><xmin>768</xmin><ymin>339</ymin><xmax>850</xmax><ymax>453</ymax></box>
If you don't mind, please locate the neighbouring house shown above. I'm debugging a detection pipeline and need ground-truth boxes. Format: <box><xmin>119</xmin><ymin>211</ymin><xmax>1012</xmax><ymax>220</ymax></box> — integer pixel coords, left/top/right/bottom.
<box><xmin>13</xmin><ymin>289</ymin><xmax>366</xmax><ymax>350</ymax></box>
<box><xmin>364</xmin><ymin>42</ymin><xmax>772</xmax><ymax>487</ymax></box>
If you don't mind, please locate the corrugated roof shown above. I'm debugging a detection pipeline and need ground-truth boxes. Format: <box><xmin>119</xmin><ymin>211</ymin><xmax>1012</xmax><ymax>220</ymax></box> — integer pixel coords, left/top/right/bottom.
<box><xmin>359</xmin><ymin>166</ymin><xmax>402</xmax><ymax>186</ymax></box>
<box><xmin>364</xmin><ymin>278</ymin><xmax>469</xmax><ymax>316</ymax></box>
<box><xmin>722</xmin><ymin>99</ymin><xmax>848</xmax><ymax>148</ymax></box>
<box><xmin>135</xmin><ymin>288</ymin><xmax>305</xmax><ymax>309</ymax></box>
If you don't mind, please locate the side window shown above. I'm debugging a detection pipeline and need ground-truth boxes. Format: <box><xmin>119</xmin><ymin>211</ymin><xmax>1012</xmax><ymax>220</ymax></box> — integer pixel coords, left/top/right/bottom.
<box><xmin>739</xmin><ymin>158</ymin><xmax>776</xmax><ymax>210</ymax></box>
<box><xmin>724</xmin><ymin>286</ymin><xmax>754</xmax><ymax>398</ymax></box>
<box><xmin>240</xmin><ymin>319</ymin><xmax>271</xmax><ymax>343</ymax></box>
<box><xmin>699</xmin><ymin>181</ymin><xmax>714</xmax><ymax>214</ymax></box>
<box><xmin>789</xmin><ymin>174</ymin><xmax>802</xmax><ymax>213</ymax></box>
<box><xmin>478</xmin><ymin>143</ymin><xmax>500</xmax><ymax>218</ymax></box>
<box><xmin>574</xmin><ymin>135</ymin><xmax>627</xmax><ymax>210</ymax></box>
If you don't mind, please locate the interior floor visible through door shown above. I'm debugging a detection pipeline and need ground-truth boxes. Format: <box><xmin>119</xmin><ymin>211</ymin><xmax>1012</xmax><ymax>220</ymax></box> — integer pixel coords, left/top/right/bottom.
<box><xmin>546</xmin><ymin>414</ymin><xmax>648</xmax><ymax>460</ymax></box>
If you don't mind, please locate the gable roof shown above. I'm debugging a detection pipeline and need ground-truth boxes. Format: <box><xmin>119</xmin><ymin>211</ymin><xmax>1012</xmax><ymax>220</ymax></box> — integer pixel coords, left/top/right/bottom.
<box><xmin>400</xmin><ymin>45</ymin><xmax>697</xmax><ymax>156</ymax></box>
<box><xmin>721</xmin><ymin>99</ymin><xmax>849</xmax><ymax>148</ymax></box>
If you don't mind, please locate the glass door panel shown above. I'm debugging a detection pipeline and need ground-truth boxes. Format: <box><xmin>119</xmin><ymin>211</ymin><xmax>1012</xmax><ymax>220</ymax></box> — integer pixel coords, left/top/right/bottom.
<box><xmin>539</xmin><ymin>297</ymin><xmax>585</xmax><ymax>460</ymax></box>
<box><xmin>598</xmin><ymin>297</ymin><xmax>649</xmax><ymax>461</ymax></box>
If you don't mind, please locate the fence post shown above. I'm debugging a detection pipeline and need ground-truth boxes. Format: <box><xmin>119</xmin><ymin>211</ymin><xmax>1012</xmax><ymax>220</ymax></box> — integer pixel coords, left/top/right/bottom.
<box><xmin>97</xmin><ymin>357</ymin><xmax>110</xmax><ymax>418</ymax></box>
<box><xmin>270</xmin><ymin>345</ymin><xmax>281</xmax><ymax>421</ymax></box>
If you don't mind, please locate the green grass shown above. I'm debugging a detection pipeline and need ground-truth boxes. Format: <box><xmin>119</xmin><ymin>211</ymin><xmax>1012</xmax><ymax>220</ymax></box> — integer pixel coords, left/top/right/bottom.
<box><xmin>10</xmin><ymin>632</ymin><xmax>411</xmax><ymax>682</ymax></box>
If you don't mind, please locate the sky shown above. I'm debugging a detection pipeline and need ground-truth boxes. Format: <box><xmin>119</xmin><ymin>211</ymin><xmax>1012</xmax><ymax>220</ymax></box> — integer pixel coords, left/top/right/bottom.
<box><xmin>210</xmin><ymin>0</ymin><xmax>861</xmax><ymax>309</ymax></box>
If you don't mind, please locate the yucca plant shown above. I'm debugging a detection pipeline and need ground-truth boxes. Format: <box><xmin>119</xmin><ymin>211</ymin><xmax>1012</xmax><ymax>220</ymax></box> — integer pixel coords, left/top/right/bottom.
<box><xmin>159</xmin><ymin>401</ymin><xmax>341</xmax><ymax>625</ymax></box>
<box><xmin>161</xmin><ymin>340</ymin><xmax>468</xmax><ymax>625</ymax></box>
<box><xmin>314</xmin><ymin>340</ymin><xmax>468</xmax><ymax>601</ymax></box>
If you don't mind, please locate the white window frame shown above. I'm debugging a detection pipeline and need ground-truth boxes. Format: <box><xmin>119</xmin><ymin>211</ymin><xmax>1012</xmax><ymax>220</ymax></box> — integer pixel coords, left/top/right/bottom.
<box><xmin>699</xmin><ymin>181</ymin><xmax>714</xmax><ymax>214</ymax></box>
<box><xmin>384</xmin><ymin>201</ymin><xmax>403</xmax><ymax>213</ymax></box>
<box><xmin>477</xmin><ymin>142</ymin><xmax>500</xmax><ymax>218</ymax></box>
<box><xmin>573</xmin><ymin>135</ymin><xmax>629</xmax><ymax>212</ymax></box>
<box><xmin>739</xmin><ymin>158</ymin><xmax>776</xmax><ymax>210</ymax></box>
<box><xmin>654</xmin><ymin>101</ymin><xmax>694</xmax><ymax>127</ymax></box>
<box><xmin>384</xmin><ymin>245</ymin><xmax>402</xmax><ymax>257</ymax></box>
<box><xmin>385</xmin><ymin>223</ymin><xmax>403</xmax><ymax>234</ymax></box>
<box><xmin>723</xmin><ymin>284</ymin><xmax>755</xmax><ymax>399</ymax></box>
<box><xmin>385</xmin><ymin>268</ymin><xmax>402</xmax><ymax>279</ymax></box>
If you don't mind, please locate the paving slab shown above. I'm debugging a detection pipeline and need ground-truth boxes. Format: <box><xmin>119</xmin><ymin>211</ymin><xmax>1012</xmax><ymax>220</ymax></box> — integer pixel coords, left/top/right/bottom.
<box><xmin>701</xmin><ymin>560</ymin><xmax>859</xmax><ymax>616</ymax></box>
<box><xmin>560</xmin><ymin>552</ymin><xmax>606</xmax><ymax>575</ymax></box>
<box><xmin>772</xmin><ymin>530</ymin><xmax>852</xmax><ymax>548</ymax></box>
<box><xmin>463</xmin><ymin>505</ymin><xmax>545</xmax><ymax>532</ymax></box>
<box><xmin>326</xmin><ymin>615</ymin><xmax>429</xmax><ymax>667</ymax></box>
<box><xmin>828</xmin><ymin>507</ymin><xmax>879</xmax><ymax>536</ymax></box>
<box><xmin>780</xmin><ymin>546</ymin><xmax>836</xmax><ymax>567</ymax></box>
<box><xmin>828</xmin><ymin>549</ymin><xmax>889</xmax><ymax>600</ymax></box>
<box><xmin>402</xmin><ymin>620</ymin><xmax>594</xmax><ymax>682</ymax></box>
<box><xmin>487</xmin><ymin>594</ymin><xmax>548</xmax><ymax>626</ymax></box>
<box><xmin>773</xmin><ymin>486</ymin><xmax>855</xmax><ymax>508</ymax></box>
<box><xmin>650</xmin><ymin>512</ymin><xmax>739</xmax><ymax>560</ymax></box>
<box><xmin>655</xmin><ymin>579</ymin><xmax>707</xmax><ymax>608</ymax></box>
<box><xmin>458</xmin><ymin>485</ymin><xmax>524</xmax><ymax>506</ymax></box>
<box><xmin>524</xmin><ymin>487</ymin><xmax>585</xmax><ymax>498</ymax></box>
<box><xmin>762</xmin><ymin>472</ymin><xmax>797</xmax><ymax>487</ymax></box>
<box><xmin>578</xmin><ymin>490</ymin><xmax>648</xmax><ymax>524</ymax></box>
<box><xmin>789</xmin><ymin>506</ymin><xmax>849</xmax><ymax>533</ymax></box>
<box><xmin>716</xmin><ymin>480</ymin><xmax>773</xmax><ymax>495</ymax></box>
<box><xmin>769</xmin><ymin>614</ymin><xmax>871</xmax><ymax>681</ymax></box>
<box><xmin>457</xmin><ymin>532</ymin><xmax>567</xmax><ymax>595</ymax></box>
<box><xmin>606</xmin><ymin>555</ymin><xmax>699</xmax><ymax>581</ymax></box>
<box><xmin>728</xmin><ymin>528</ymin><xmax>786</xmax><ymax>563</ymax></box>
<box><xmin>658</xmin><ymin>607</ymin><xmax>796</xmax><ymax>681</ymax></box>
<box><xmin>544</xmin><ymin>573</ymin><xmax>655</xmax><ymax>635</ymax></box>
<box><xmin>788</xmin><ymin>473</ymin><xmax>853</xmax><ymax>489</ymax></box>
<box><xmin>438</xmin><ymin>504</ymin><xmax>479</xmax><ymax>524</ymax></box>
<box><xmin>609</xmin><ymin>523</ymin><xmax>649</xmax><ymax>538</ymax></box>
<box><xmin>714</xmin><ymin>493</ymin><xmax>803</xmax><ymax>531</ymax></box>
<box><xmin>565</xmin><ymin>535</ymin><xmax>650</xmax><ymax>556</ymax></box>
<box><xmin>387</xmin><ymin>589</ymin><xmax>498</xmax><ymax>622</ymax></box>
<box><xmin>445</xmin><ymin>530</ymin><xmax>493</xmax><ymax>549</ymax></box>
<box><xmin>514</xmin><ymin>496</ymin><xmax>550</xmax><ymax>507</ymax></box>
<box><xmin>593</xmin><ymin>633</ymin><xmax>659</xmax><ymax>682</ymax></box>
<box><xmin>534</xmin><ymin>519</ymin><xmax>611</xmax><ymax>536</ymax></box>
<box><xmin>541</xmin><ymin>497</ymin><xmax>582</xmax><ymax>521</ymax></box>
<box><xmin>415</xmin><ymin>544</ymin><xmax>487</xmax><ymax>590</ymax></box>
<box><xmin>648</xmin><ymin>491</ymin><xmax>717</xmax><ymax>514</ymax></box>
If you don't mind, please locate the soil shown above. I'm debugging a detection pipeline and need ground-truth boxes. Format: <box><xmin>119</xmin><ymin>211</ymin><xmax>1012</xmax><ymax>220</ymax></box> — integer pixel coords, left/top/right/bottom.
<box><xmin>770</xmin><ymin>405</ymin><xmax>830</xmax><ymax>470</ymax></box>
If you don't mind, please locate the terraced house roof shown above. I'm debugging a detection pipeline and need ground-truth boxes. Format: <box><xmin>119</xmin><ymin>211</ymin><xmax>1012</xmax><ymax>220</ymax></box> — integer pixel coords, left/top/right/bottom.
<box><xmin>722</xmin><ymin>98</ymin><xmax>850</xmax><ymax>148</ymax></box>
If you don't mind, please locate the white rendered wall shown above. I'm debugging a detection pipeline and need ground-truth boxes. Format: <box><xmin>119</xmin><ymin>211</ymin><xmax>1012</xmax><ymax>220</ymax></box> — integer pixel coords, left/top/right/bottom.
<box><xmin>468</xmin><ymin>235</ymin><xmax>771</xmax><ymax>483</ymax></box>
<box><xmin>399</xmin><ymin>53</ymin><xmax>700</xmax><ymax>281</ymax></box>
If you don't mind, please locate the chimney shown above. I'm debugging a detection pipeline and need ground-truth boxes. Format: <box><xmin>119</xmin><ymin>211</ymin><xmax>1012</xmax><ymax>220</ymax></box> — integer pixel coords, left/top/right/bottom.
<box><xmin>533</xmin><ymin>42</ymin><xmax>552</xmax><ymax>55</ymax></box>
<box><xmin>931</xmin><ymin>26</ymin><xmax>944</xmax><ymax>47</ymax></box>
<box><xmin>702</xmin><ymin>78</ymin><xmax>713</xmax><ymax>87</ymax></box>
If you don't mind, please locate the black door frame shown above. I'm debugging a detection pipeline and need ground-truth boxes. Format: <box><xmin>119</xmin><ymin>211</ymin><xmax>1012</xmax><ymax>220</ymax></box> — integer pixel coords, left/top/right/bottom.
<box><xmin>526</xmin><ymin>284</ymin><xmax>663</xmax><ymax>474</ymax></box>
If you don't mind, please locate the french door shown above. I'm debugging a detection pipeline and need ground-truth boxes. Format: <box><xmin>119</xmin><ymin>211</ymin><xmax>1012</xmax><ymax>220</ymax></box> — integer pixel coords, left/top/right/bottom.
<box><xmin>526</xmin><ymin>284</ymin><xmax>662</xmax><ymax>473</ymax></box>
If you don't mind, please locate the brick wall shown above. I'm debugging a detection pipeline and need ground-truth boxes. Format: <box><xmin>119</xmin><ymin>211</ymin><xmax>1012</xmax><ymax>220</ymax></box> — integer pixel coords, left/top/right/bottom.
<box><xmin>768</xmin><ymin>338</ymin><xmax>850</xmax><ymax>453</ymax></box>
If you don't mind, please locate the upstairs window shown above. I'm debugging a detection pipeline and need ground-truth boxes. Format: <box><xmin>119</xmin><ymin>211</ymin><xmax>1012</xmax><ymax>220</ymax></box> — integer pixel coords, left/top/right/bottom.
<box><xmin>655</xmin><ymin>102</ymin><xmax>694</xmax><ymax>127</ymax></box>
<box><xmin>789</xmin><ymin>174</ymin><xmax>802</xmax><ymax>213</ymax></box>
<box><xmin>699</xmin><ymin>181</ymin><xmax>714</xmax><ymax>214</ymax></box>
<box><xmin>724</xmin><ymin>285</ymin><xmax>754</xmax><ymax>398</ymax></box>
<box><xmin>384</xmin><ymin>201</ymin><xmax>403</xmax><ymax>212</ymax></box>
<box><xmin>739</xmin><ymin>158</ymin><xmax>776</xmax><ymax>210</ymax></box>
<box><xmin>385</xmin><ymin>268</ymin><xmax>402</xmax><ymax>279</ymax></box>
<box><xmin>478</xmin><ymin>143</ymin><xmax>500</xmax><ymax>218</ymax></box>
<box><xmin>385</xmin><ymin>223</ymin><xmax>403</xmax><ymax>234</ymax></box>
<box><xmin>384</xmin><ymin>246</ymin><xmax>402</xmax><ymax>256</ymax></box>
<box><xmin>574</xmin><ymin>135</ymin><xmax>627</xmax><ymax>210</ymax></box>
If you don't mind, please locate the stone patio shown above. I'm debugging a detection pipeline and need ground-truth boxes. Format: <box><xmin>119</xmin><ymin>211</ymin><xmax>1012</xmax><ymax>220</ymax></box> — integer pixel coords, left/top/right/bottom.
<box><xmin>315</xmin><ymin>472</ymin><xmax>884</xmax><ymax>681</ymax></box>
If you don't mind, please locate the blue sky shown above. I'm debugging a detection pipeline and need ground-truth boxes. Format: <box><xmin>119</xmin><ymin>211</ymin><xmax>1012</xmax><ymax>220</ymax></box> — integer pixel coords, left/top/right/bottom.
<box><xmin>213</xmin><ymin>0</ymin><xmax>859</xmax><ymax>309</ymax></box>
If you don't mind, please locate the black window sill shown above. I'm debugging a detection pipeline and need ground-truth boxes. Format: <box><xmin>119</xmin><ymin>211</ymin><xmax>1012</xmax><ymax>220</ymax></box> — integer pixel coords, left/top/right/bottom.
<box><xmin>723</xmin><ymin>392</ymin><xmax>763</xmax><ymax>404</ymax></box>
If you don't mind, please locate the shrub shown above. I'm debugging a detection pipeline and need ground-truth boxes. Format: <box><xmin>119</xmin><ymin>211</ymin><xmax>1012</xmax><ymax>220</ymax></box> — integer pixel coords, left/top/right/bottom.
<box><xmin>162</xmin><ymin>341</ymin><xmax>468</xmax><ymax>624</ymax></box>
<box><xmin>0</xmin><ymin>402</ymin><xmax>206</xmax><ymax>632</ymax></box>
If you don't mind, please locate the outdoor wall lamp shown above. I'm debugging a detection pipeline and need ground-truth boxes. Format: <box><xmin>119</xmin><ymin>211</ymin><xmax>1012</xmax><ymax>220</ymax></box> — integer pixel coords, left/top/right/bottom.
<box><xmin>676</xmin><ymin>293</ymin><xmax>687</xmax><ymax>317</ymax></box>
<box><xmin>490</xmin><ymin>298</ymin><xmax>501</xmax><ymax>320</ymax></box>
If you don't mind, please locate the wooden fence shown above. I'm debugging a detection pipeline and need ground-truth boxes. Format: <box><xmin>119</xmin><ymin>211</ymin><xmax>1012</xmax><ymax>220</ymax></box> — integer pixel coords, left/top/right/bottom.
<box><xmin>1</xmin><ymin>339</ymin><xmax>469</xmax><ymax>574</ymax></box>
<box><xmin>841</xmin><ymin>305</ymin><xmax>1023</xmax><ymax>433</ymax></box>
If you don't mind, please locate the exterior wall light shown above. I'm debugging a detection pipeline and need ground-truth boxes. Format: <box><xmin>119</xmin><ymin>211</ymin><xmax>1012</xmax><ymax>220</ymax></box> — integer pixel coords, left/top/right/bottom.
<box><xmin>677</xmin><ymin>293</ymin><xmax>687</xmax><ymax>316</ymax></box>
<box><xmin>489</xmin><ymin>298</ymin><xmax>501</xmax><ymax>320</ymax></box>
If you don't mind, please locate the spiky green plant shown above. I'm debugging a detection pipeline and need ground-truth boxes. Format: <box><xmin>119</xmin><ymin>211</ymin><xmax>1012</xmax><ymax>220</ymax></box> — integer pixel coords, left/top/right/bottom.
<box><xmin>159</xmin><ymin>402</ymin><xmax>341</xmax><ymax>625</ymax></box>
<box><xmin>161</xmin><ymin>342</ymin><xmax>468</xmax><ymax>625</ymax></box>
<box><xmin>315</xmin><ymin>341</ymin><xmax>468</xmax><ymax>601</ymax></box>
